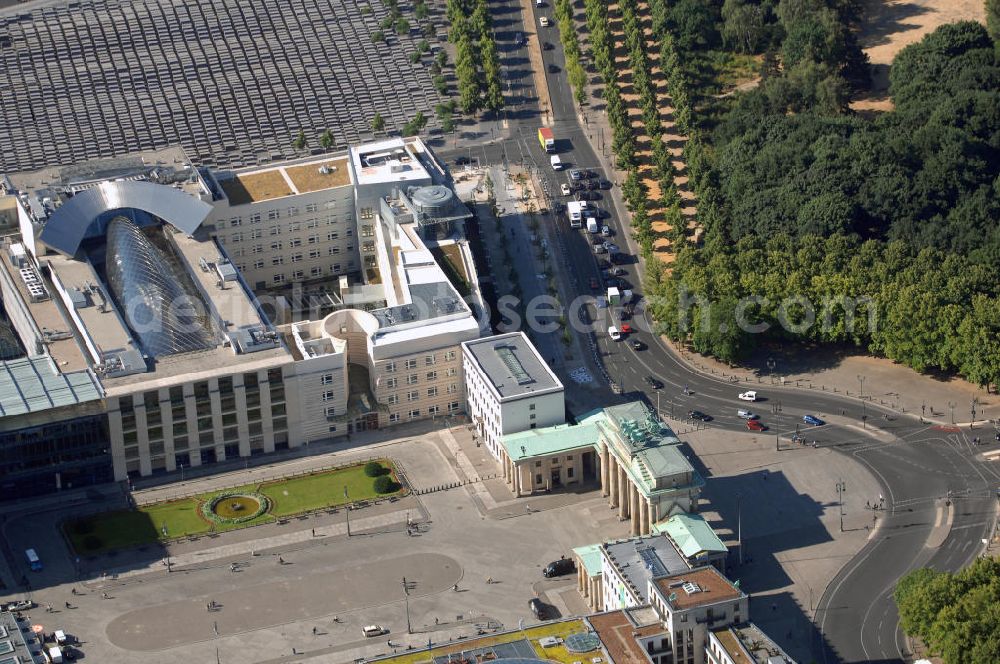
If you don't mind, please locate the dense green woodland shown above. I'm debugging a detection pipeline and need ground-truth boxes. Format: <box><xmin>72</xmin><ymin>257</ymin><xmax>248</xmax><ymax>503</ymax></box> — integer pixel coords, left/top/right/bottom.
<box><xmin>644</xmin><ymin>0</ymin><xmax>1000</xmax><ymax>389</ymax></box>
<box><xmin>894</xmin><ymin>557</ymin><xmax>1000</xmax><ymax>664</ymax></box>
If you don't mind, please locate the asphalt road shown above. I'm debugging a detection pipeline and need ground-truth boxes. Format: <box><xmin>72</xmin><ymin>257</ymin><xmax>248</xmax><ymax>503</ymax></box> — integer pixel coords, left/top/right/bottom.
<box><xmin>436</xmin><ymin>5</ymin><xmax>1000</xmax><ymax>663</ymax></box>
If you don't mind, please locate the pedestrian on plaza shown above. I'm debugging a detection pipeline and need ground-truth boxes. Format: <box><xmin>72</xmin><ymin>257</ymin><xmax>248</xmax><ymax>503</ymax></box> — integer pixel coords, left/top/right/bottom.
<box><xmin>64</xmin><ymin>601</ymin><xmax>71</xmax><ymax>609</ymax></box>
<box><xmin>435</xmin><ymin>617</ymin><xmax>439</xmax><ymax>625</ymax></box>
<box><xmin>311</xmin><ymin>528</ymin><xmax>315</xmax><ymax>537</ymax></box>
<box><xmin>102</xmin><ymin>592</ymin><xmax>109</xmax><ymax>599</ymax></box>
<box><xmin>453</xmin><ymin>584</ymin><xmax>459</xmax><ymax>592</ymax></box>
<box><xmin>278</xmin><ymin>556</ymin><xmax>285</xmax><ymax>565</ymax></box>
<box><xmin>486</xmin><ymin>577</ymin><xmax>493</xmax><ymax>584</ymax></box>
<box><xmin>333</xmin><ymin>616</ymin><xmax>339</xmax><ymax>623</ymax></box>
<box><xmin>866</xmin><ymin>500</ymin><xmax>870</xmax><ymax>509</ymax></box>
<box><xmin>207</xmin><ymin>603</ymin><xmax>211</xmax><ymax>612</ymax></box>
<box><xmin>312</xmin><ymin>627</ymin><xmax>317</xmax><ymax>635</ymax></box>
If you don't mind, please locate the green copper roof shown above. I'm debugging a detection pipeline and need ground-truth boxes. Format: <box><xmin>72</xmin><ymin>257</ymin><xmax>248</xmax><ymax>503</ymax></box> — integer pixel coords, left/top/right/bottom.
<box><xmin>656</xmin><ymin>513</ymin><xmax>727</xmax><ymax>558</ymax></box>
<box><xmin>502</xmin><ymin>421</ymin><xmax>602</xmax><ymax>460</ymax></box>
<box><xmin>572</xmin><ymin>543</ymin><xmax>604</xmax><ymax>577</ymax></box>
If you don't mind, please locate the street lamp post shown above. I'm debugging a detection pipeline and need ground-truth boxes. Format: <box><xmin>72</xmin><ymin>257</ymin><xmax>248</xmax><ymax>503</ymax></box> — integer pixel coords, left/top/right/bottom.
<box><xmin>857</xmin><ymin>375</ymin><xmax>865</xmax><ymax>399</ymax></box>
<box><xmin>344</xmin><ymin>486</ymin><xmax>351</xmax><ymax>537</ymax></box>
<box><xmin>736</xmin><ymin>493</ymin><xmax>743</xmax><ymax>566</ymax></box>
<box><xmin>402</xmin><ymin>577</ymin><xmax>411</xmax><ymax>634</ymax></box>
<box><xmin>775</xmin><ymin>401</ymin><xmax>781</xmax><ymax>451</ymax></box>
<box><xmin>948</xmin><ymin>402</ymin><xmax>956</xmax><ymax>425</ymax></box>
<box><xmin>971</xmin><ymin>397</ymin><xmax>978</xmax><ymax>429</ymax></box>
<box><xmin>836</xmin><ymin>479</ymin><xmax>846</xmax><ymax>533</ymax></box>
<box><xmin>858</xmin><ymin>375</ymin><xmax>867</xmax><ymax>428</ymax></box>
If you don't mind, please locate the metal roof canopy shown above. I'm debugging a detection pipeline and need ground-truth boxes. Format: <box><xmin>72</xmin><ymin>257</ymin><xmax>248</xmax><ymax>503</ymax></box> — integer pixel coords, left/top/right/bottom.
<box><xmin>39</xmin><ymin>180</ymin><xmax>212</xmax><ymax>257</ymax></box>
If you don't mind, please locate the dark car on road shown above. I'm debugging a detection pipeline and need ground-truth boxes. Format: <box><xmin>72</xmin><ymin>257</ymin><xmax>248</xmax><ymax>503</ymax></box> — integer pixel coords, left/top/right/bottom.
<box><xmin>529</xmin><ymin>597</ymin><xmax>548</xmax><ymax>619</ymax></box>
<box><xmin>644</xmin><ymin>375</ymin><xmax>663</xmax><ymax>389</ymax></box>
<box><xmin>631</xmin><ymin>340</ymin><xmax>645</xmax><ymax>350</ymax></box>
<box><xmin>803</xmin><ymin>414</ymin><xmax>825</xmax><ymax>426</ymax></box>
<box><xmin>515</xmin><ymin>32</ymin><xmax>525</xmax><ymax>46</ymax></box>
<box><xmin>543</xmin><ymin>557</ymin><xmax>575</xmax><ymax>578</ymax></box>
<box><xmin>455</xmin><ymin>156</ymin><xmax>470</xmax><ymax>166</ymax></box>
<box><xmin>599</xmin><ymin>179</ymin><xmax>612</xmax><ymax>189</ymax></box>
<box><xmin>547</xmin><ymin>63</ymin><xmax>560</xmax><ymax>73</ymax></box>
<box><xmin>610</xmin><ymin>252</ymin><xmax>630</xmax><ymax>265</ymax></box>
<box><xmin>543</xmin><ymin>41</ymin><xmax>554</xmax><ymax>50</ymax></box>
<box><xmin>688</xmin><ymin>410</ymin><xmax>711</xmax><ymax>421</ymax></box>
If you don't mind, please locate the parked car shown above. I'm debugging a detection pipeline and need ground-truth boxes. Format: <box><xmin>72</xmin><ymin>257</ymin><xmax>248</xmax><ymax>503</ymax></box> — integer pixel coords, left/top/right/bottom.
<box><xmin>737</xmin><ymin>409</ymin><xmax>758</xmax><ymax>420</ymax></box>
<box><xmin>543</xmin><ymin>41</ymin><xmax>554</xmax><ymax>50</ymax></box>
<box><xmin>631</xmin><ymin>340</ymin><xmax>646</xmax><ymax>351</ymax></box>
<box><xmin>644</xmin><ymin>375</ymin><xmax>663</xmax><ymax>389</ymax></box>
<box><xmin>599</xmin><ymin>179</ymin><xmax>612</xmax><ymax>189</ymax></box>
<box><xmin>585</xmin><ymin>179</ymin><xmax>599</xmax><ymax>190</ymax></box>
<box><xmin>603</xmin><ymin>242</ymin><xmax>620</xmax><ymax>253</ymax></box>
<box><xmin>610</xmin><ymin>266</ymin><xmax>627</xmax><ymax>276</ymax></box>
<box><xmin>362</xmin><ymin>625</ymin><xmax>389</xmax><ymax>637</ymax></box>
<box><xmin>539</xmin><ymin>15</ymin><xmax>550</xmax><ymax>27</ymax></box>
<box><xmin>2</xmin><ymin>599</ymin><xmax>33</xmax><ymax>612</ymax></box>
<box><xmin>746</xmin><ymin>419</ymin><xmax>767</xmax><ymax>432</ymax></box>
<box><xmin>543</xmin><ymin>557</ymin><xmax>575</xmax><ymax>578</ymax></box>
<box><xmin>569</xmin><ymin>168</ymin><xmax>583</xmax><ymax>181</ymax></box>
<box><xmin>596</xmin><ymin>258</ymin><xmax>611</xmax><ymax>269</ymax></box>
<box><xmin>610</xmin><ymin>252</ymin><xmax>629</xmax><ymax>264</ymax></box>
<box><xmin>454</xmin><ymin>155</ymin><xmax>470</xmax><ymax>165</ymax></box>
<box><xmin>547</xmin><ymin>63</ymin><xmax>560</xmax><ymax>73</ymax></box>
<box><xmin>560</xmin><ymin>183</ymin><xmax>571</xmax><ymax>196</ymax></box>
<box><xmin>803</xmin><ymin>414</ymin><xmax>825</xmax><ymax>426</ymax></box>
<box><xmin>514</xmin><ymin>32</ymin><xmax>525</xmax><ymax>46</ymax></box>
<box><xmin>593</xmin><ymin>243</ymin><xmax>607</xmax><ymax>254</ymax></box>
<box><xmin>529</xmin><ymin>597</ymin><xmax>548</xmax><ymax>620</ymax></box>
<box><xmin>738</xmin><ymin>391</ymin><xmax>757</xmax><ymax>401</ymax></box>
<box><xmin>688</xmin><ymin>410</ymin><xmax>712</xmax><ymax>421</ymax></box>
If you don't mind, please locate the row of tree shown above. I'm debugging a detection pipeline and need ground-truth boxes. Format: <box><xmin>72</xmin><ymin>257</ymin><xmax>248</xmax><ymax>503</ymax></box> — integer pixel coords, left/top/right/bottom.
<box><xmin>553</xmin><ymin>0</ymin><xmax>588</xmax><ymax>106</ymax></box>
<box><xmin>894</xmin><ymin>557</ymin><xmax>1000</xmax><ymax>664</ymax></box>
<box><xmin>446</xmin><ymin>0</ymin><xmax>504</xmax><ymax>113</ymax></box>
<box><xmin>642</xmin><ymin>1</ymin><xmax>1000</xmax><ymax>389</ymax></box>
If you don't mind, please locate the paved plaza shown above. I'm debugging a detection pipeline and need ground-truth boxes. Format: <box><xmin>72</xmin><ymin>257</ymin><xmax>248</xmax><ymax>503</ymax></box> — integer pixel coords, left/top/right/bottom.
<box><xmin>0</xmin><ymin>0</ymin><xmax>449</xmax><ymax>172</ymax></box>
<box><xmin>0</xmin><ymin>411</ymin><xmax>892</xmax><ymax>663</ymax></box>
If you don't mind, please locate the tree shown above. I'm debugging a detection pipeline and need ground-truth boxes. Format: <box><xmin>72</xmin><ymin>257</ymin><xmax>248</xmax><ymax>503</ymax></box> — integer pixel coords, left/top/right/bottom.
<box><xmin>319</xmin><ymin>129</ymin><xmax>333</xmax><ymax>149</ymax></box>
<box><xmin>988</xmin><ymin>0</ymin><xmax>1000</xmax><ymax>45</ymax></box>
<box><xmin>433</xmin><ymin>74</ymin><xmax>448</xmax><ymax>94</ymax></box>
<box><xmin>364</xmin><ymin>461</ymin><xmax>384</xmax><ymax>477</ymax></box>
<box><xmin>721</xmin><ymin>0</ymin><xmax>765</xmax><ymax>53</ymax></box>
<box><xmin>415</xmin><ymin>0</ymin><xmax>430</xmax><ymax>21</ymax></box>
<box><xmin>292</xmin><ymin>130</ymin><xmax>307</xmax><ymax>150</ymax></box>
<box><xmin>371</xmin><ymin>30</ymin><xmax>385</xmax><ymax>43</ymax></box>
<box><xmin>370</xmin><ymin>111</ymin><xmax>386</xmax><ymax>133</ymax></box>
<box><xmin>395</xmin><ymin>17</ymin><xmax>410</xmax><ymax>34</ymax></box>
<box><xmin>373</xmin><ymin>475</ymin><xmax>398</xmax><ymax>493</ymax></box>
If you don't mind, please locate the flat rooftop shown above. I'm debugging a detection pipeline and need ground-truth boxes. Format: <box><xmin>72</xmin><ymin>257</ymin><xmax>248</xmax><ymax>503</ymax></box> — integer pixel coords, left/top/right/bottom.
<box><xmin>502</xmin><ymin>421</ymin><xmax>600</xmax><ymax>461</ymax></box>
<box><xmin>602</xmin><ymin>534</ymin><xmax>690</xmax><ymax>604</ymax></box>
<box><xmin>717</xmin><ymin>623</ymin><xmax>796</xmax><ymax>664</ymax></box>
<box><xmin>350</xmin><ymin>137</ymin><xmax>432</xmax><ymax>187</ymax></box>
<box><xmin>588</xmin><ymin>610</ymin><xmax>665</xmax><ymax>664</ymax></box>
<box><xmin>0</xmin><ymin>610</ymin><xmax>42</xmax><ymax>663</ymax></box>
<box><xmin>217</xmin><ymin>155</ymin><xmax>351</xmax><ymax>205</ymax></box>
<box><xmin>653</xmin><ymin>566</ymin><xmax>744</xmax><ymax>612</ymax></box>
<box><xmin>656</xmin><ymin>513</ymin><xmax>727</xmax><ymax>559</ymax></box>
<box><xmin>0</xmin><ymin>355</ymin><xmax>102</xmax><ymax>418</ymax></box>
<box><xmin>463</xmin><ymin>331</ymin><xmax>563</xmax><ymax>399</ymax></box>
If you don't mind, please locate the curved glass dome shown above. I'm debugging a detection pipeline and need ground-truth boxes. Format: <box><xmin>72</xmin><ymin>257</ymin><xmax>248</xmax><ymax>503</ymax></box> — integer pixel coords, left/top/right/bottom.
<box><xmin>104</xmin><ymin>217</ymin><xmax>216</xmax><ymax>358</ymax></box>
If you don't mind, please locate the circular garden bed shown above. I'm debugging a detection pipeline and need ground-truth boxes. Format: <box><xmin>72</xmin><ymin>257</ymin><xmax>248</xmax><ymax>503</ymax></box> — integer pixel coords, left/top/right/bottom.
<box><xmin>201</xmin><ymin>491</ymin><xmax>271</xmax><ymax>525</ymax></box>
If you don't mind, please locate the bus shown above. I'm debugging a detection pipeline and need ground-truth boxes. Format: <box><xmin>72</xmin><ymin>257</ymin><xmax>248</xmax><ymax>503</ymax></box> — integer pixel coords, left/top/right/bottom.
<box><xmin>25</xmin><ymin>548</ymin><xmax>42</xmax><ymax>572</ymax></box>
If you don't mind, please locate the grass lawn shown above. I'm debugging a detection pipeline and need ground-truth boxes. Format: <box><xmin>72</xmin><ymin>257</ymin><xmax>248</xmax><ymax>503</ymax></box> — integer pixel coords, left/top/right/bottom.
<box><xmin>65</xmin><ymin>460</ymin><xmax>401</xmax><ymax>555</ymax></box>
<box><xmin>370</xmin><ymin>619</ymin><xmax>600</xmax><ymax>664</ymax></box>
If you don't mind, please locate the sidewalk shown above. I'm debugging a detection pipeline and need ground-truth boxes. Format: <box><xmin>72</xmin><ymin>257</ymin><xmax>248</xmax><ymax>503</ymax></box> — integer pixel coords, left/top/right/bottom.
<box><xmin>666</xmin><ymin>338</ymin><xmax>1000</xmax><ymax>426</ymax></box>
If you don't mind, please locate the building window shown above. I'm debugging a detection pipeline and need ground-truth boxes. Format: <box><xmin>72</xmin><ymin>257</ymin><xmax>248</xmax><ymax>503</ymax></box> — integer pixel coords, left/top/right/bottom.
<box><xmin>291</xmin><ymin>253</ymin><xmax>303</xmax><ymax>263</ymax></box>
<box><xmin>309</xmin><ymin>249</ymin><xmax>321</xmax><ymax>259</ymax></box>
<box><xmin>273</xmin><ymin>274</ymin><xmax>285</xmax><ymax>284</ymax></box>
<box><xmin>328</xmin><ymin>231</ymin><xmax>340</xmax><ymax>240</ymax></box>
<box><xmin>252</xmin><ymin>244</ymin><xmax>264</xmax><ymax>254</ymax></box>
<box><xmin>272</xmin><ymin>256</ymin><xmax>284</xmax><ymax>265</ymax></box>
<box><xmin>249</xmin><ymin>213</ymin><xmax>261</xmax><ymax>224</ymax></box>
<box><xmin>269</xmin><ymin>225</ymin><xmax>280</xmax><ymax>235</ymax></box>
<box><xmin>449</xmin><ymin>401</ymin><xmax>460</xmax><ymax>412</ymax></box>
<box><xmin>427</xmin><ymin>386</ymin><xmax>438</xmax><ymax>397</ymax></box>
<box><xmin>253</xmin><ymin>260</ymin><xmax>264</xmax><ymax>269</ymax></box>
<box><xmin>425</xmin><ymin>355</ymin><xmax>435</xmax><ymax>366</ymax></box>
<box><xmin>529</xmin><ymin>414</ymin><xmax>536</xmax><ymax>420</ymax></box>
<box><xmin>535</xmin><ymin>474</ymin><xmax>543</xmax><ymax>485</ymax></box>
<box><xmin>308</xmin><ymin>219</ymin><xmax>320</xmax><ymax>228</ymax></box>
<box><xmin>305</xmin><ymin>203</ymin><xmax>318</xmax><ymax>213</ymax></box>
<box><xmin>535</xmin><ymin>461</ymin><xmax>542</xmax><ymax>468</ymax></box>
<box><xmin>408</xmin><ymin>409</ymin><xmax>420</xmax><ymax>420</ymax></box>
<box><xmin>445</xmin><ymin>350</ymin><xmax>457</xmax><ymax>361</ymax></box>
<box><xmin>361</xmin><ymin>207</ymin><xmax>374</xmax><ymax>220</ymax></box>
<box><xmin>325</xmin><ymin>406</ymin><xmax>337</xmax><ymax>417</ymax></box>
<box><xmin>407</xmin><ymin>390</ymin><xmax>419</xmax><ymax>402</ymax></box>
<box><xmin>567</xmin><ymin>467</ymin><xmax>574</xmax><ymax>478</ymax></box>
<box><xmin>566</xmin><ymin>455</ymin><xmax>573</xmax><ymax>461</ymax></box>
<box><xmin>290</xmin><ymin>238</ymin><xmax>302</xmax><ymax>247</ymax></box>
<box><xmin>385</xmin><ymin>362</ymin><xmax>396</xmax><ymax>373</ymax></box>
<box><xmin>231</xmin><ymin>232</ymin><xmax>243</xmax><ymax>242</ymax></box>
<box><xmin>310</xmin><ymin>266</ymin><xmax>322</xmax><ymax>277</ymax></box>
<box><xmin>308</xmin><ymin>235</ymin><xmax>319</xmax><ymax>244</ymax></box>
<box><xmin>407</xmin><ymin>374</ymin><xmax>418</xmax><ymax>385</ymax></box>
<box><xmin>267</xmin><ymin>210</ymin><xmax>280</xmax><ymax>221</ymax></box>
<box><xmin>385</xmin><ymin>377</ymin><xmax>397</xmax><ymax>389</ymax></box>
<box><xmin>428</xmin><ymin>405</ymin><xmax>440</xmax><ymax>415</ymax></box>
<box><xmin>529</xmin><ymin>404</ymin><xmax>536</xmax><ymax>411</ymax></box>
<box><xmin>288</xmin><ymin>222</ymin><xmax>301</xmax><ymax>232</ymax></box>
<box><xmin>390</xmin><ymin>413</ymin><xmax>400</xmax><ymax>423</ymax></box>
<box><xmin>271</xmin><ymin>241</ymin><xmax>283</xmax><ymax>250</ymax></box>
<box><xmin>321</xmin><ymin>374</ymin><xmax>334</xmax><ymax>385</ymax></box>
<box><xmin>287</xmin><ymin>207</ymin><xmax>299</xmax><ymax>217</ymax></box>
<box><xmin>250</xmin><ymin>229</ymin><xmax>262</xmax><ymax>239</ymax></box>
<box><xmin>530</xmin><ymin>423</ymin><xmax>537</xmax><ymax>429</ymax></box>
<box><xmin>322</xmin><ymin>390</ymin><xmax>335</xmax><ymax>402</ymax></box>
<box><xmin>386</xmin><ymin>394</ymin><xmax>398</xmax><ymax>405</ymax></box>
<box><xmin>332</xmin><ymin>264</ymin><xmax>341</xmax><ymax>273</ymax></box>
<box><xmin>426</xmin><ymin>371</ymin><xmax>437</xmax><ymax>381</ymax></box>
<box><xmin>447</xmin><ymin>384</ymin><xmax>458</xmax><ymax>393</ymax></box>
<box><xmin>230</xmin><ymin>217</ymin><xmax>243</xmax><ymax>227</ymax></box>
<box><xmin>329</xmin><ymin>246</ymin><xmax>340</xmax><ymax>255</ymax></box>
<box><xmin>447</xmin><ymin>367</ymin><xmax>458</xmax><ymax>377</ymax></box>
<box><xmin>405</xmin><ymin>359</ymin><xmax>417</xmax><ymax>369</ymax></box>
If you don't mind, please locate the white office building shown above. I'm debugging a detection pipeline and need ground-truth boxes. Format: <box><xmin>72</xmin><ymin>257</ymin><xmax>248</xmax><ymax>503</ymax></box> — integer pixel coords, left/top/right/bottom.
<box><xmin>462</xmin><ymin>331</ymin><xmax>565</xmax><ymax>459</ymax></box>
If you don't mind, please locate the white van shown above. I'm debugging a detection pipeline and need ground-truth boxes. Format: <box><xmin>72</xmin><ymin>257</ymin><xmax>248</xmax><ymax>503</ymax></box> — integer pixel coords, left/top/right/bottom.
<box><xmin>48</xmin><ymin>646</ymin><xmax>64</xmax><ymax>664</ymax></box>
<box><xmin>608</xmin><ymin>326</ymin><xmax>621</xmax><ymax>341</ymax></box>
<box><xmin>362</xmin><ymin>625</ymin><xmax>388</xmax><ymax>637</ymax></box>
<box><xmin>586</xmin><ymin>217</ymin><xmax>599</xmax><ymax>233</ymax></box>
<box><xmin>550</xmin><ymin>155</ymin><xmax>562</xmax><ymax>170</ymax></box>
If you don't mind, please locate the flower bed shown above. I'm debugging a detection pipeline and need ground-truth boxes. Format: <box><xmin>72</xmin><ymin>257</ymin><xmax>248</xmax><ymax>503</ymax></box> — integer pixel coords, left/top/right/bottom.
<box><xmin>201</xmin><ymin>492</ymin><xmax>271</xmax><ymax>525</ymax></box>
